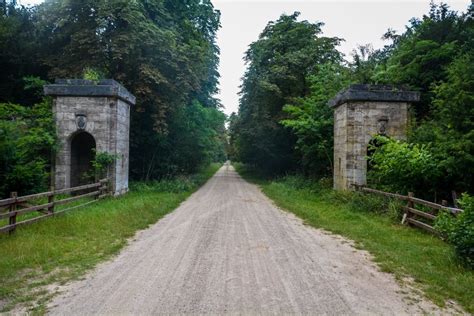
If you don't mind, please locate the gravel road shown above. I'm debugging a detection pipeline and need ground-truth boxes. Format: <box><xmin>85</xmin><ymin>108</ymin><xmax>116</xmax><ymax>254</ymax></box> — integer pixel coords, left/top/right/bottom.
<box><xmin>49</xmin><ymin>163</ymin><xmax>444</xmax><ymax>315</ymax></box>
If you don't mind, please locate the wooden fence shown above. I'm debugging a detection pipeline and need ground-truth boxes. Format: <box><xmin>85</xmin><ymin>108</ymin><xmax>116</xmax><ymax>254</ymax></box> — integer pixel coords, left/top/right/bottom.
<box><xmin>356</xmin><ymin>186</ymin><xmax>463</xmax><ymax>234</ymax></box>
<box><xmin>0</xmin><ymin>179</ymin><xmax>109</xmax><ymax>234</ymax></box>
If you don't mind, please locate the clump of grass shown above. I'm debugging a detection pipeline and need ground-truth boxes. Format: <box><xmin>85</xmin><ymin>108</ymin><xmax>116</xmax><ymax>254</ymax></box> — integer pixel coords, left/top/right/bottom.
<box><xmin>0</xmin><ymin>163</ymin><xmax>221</xmax><ymax>313</ymax></box>
<box><xmin>234</xmin><ymin>164</ymin><xmax>473</xmax><ymax>313</ymax></box>
<box><xmin>130</xmin><ymin>170</ymin><xmax>217</xmax><ymax>193</ymax></box>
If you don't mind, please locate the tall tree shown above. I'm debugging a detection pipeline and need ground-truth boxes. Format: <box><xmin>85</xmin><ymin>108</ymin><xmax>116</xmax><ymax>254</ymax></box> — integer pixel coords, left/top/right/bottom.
<box><xmin>362</xmin><ymin>3</ymin><xmax>474</xmax><ymax>198</ymax></box>
<box><xmin>32</xmin><ymin>0</ymin><xmax>224</xmax><ymax>178</ymax></box>
<box><xmin>233</xmin><ymin>12</ymin><xmax>342</xmax><ymax>173</ymax></box>
<box><xmin>0</xmin><ymin>0</ymin><xmax>226</xmax><ymax>192</ymax></box>
<box><xmin>0</xmin><ymin>1</ymin><xmax>46</xmax><ymax>105</ymax></box>
<box><xmin>372</xmin><ymin>2</ymin><xmax>472</xmax><ymax>119</ymax></box>
<box><xmin>281</xmin><ymin>63</ymin><xmax>352</xmax><ymax>177</ymax></box>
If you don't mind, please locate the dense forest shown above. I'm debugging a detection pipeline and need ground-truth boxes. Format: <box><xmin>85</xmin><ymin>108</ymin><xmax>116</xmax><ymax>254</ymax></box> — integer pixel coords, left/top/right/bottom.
<box><xmin>0</xmin><ymin>0</ymin><xmax>226</xmax><ymax>197</ymax></box>
<box><xmin>229</xmin><ymin>3</ymin><xmax>474</xmax><ymax>202</ymax></box>
<box><xmin>1</xmin><ymin>0</ymin><xmax>473</xmax><ymax>203</ymax></box>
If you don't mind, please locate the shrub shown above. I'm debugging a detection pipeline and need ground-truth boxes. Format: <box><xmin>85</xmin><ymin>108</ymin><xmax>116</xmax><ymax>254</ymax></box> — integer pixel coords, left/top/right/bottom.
<box><xmin>273</xmin><ymin>175</ymin><xmax>334</xmax><ymax>194</ymax></box>
<box><xmin>92</xmin><ymin>150</ymin><xmax>117</xmax><ymax>180</ymax></box>
<box><xmin>367</xmin><ymin>135</ymin><xmax>440</xmax><ymax>198</ymax></box>
<box><xmin>129</xmin><ymin>164</ymin><xmax>219</xmax><ymax>194</ymax></box>
<box><xmin>0</xmin><ymin>101</ymin><xmax>55</xmax><ymax>197</ymax></box>
<box><xmin>435</xmin><ymin>194</ymin><xmax>474</xmax><ymax>268</ymax></box>
<box><xmin>82</xmin><ymin>67</ymin><xmax>103</xmax><ymax>83</ymax></box>
<box><xmin>335</xmin><ymin>192</ymin><xmax>404</xmax><ymax>220</ymax></box>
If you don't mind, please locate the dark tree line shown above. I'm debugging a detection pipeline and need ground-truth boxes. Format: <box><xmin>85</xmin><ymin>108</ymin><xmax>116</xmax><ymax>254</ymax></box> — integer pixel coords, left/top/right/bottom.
<box><xmin>0</xmin><ymin>0</ymin><xmax>226</xmax><ymax>197</ymax></box>
<box><xmin>229</xmin><ymin>12</ymin><xmax>343</xmax><ymax>174</ymax></box>
<box><xmin>229</xmin><ymin>3</ymin><xmax>474</xmax><ymax>200</ymax></box>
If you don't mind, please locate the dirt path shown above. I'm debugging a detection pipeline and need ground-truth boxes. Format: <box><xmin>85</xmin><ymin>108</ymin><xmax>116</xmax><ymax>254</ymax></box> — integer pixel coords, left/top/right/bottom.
<box><xmin>49</xmin><ymin>163</ymin><xmax>443</xmax><ymax>315</ymax></box>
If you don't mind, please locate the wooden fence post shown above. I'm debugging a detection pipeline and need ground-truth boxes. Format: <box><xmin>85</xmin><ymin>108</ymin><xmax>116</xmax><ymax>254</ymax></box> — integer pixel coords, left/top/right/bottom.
<box><xmin>402</xmin><ymin>192</ymin><xmax>414</xmax><ymax>225</ymax></box>
<box><xmin>48</xmin><ymin>186</ymin><xmax>55</xmax><ymax>214</ymax></box>
<box><xmin>0</xmin><ymin>180</ymin><xmax>115</xmax><ymax>235</ymax></box>
<box><xmin>98</xmin><ymin>179</ymin><xmax>108</xmax><ymax>199</ymax></box>
<box><xmin>96</xmin><ymin>181</ymin><xmax>101</xmax><ymax>200</ymax></box>
<box><xmin>9</xmin><ymin>192</ymin><xmax>17</xmax><ymax>234</ymax></box>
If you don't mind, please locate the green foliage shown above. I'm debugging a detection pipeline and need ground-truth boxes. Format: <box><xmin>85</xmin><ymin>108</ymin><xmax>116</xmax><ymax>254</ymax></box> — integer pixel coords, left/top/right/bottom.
<box><xmin>371</xmin><ymin>3</ymin><xmax>473</xmax><ymax>119</ymax></box>
<box><xmin>82</xmin><ymin>67</ymin><xmax>103</xmax><ymax>83</ymax></box>
<box><xmin>0</xmin><ymin>2</ymin><xmax>44</xmax><ymax>105</ymax></box>
<box><xmin>37</xmin><ymin>0</ymin><xmax>224</xmax><ymax>178</ymax></box>
<box><xmin>367</xmin><ymin>136</ymin><xmax>440</xmax><ymax>197</ymax></box>
<box><xmin>0</xmin><ymin>100</ymin><xmax>56</xmax><ymax>197</ymax></box>
<box><xmin>422</xmin><ymin>52</ymin><xmax>474</xmax><ymax>195</ymax></box>
<box><xmin>350</xmin><ymin>44</ymin><xmax>384</xmax><ymax>84</ymax></box>
<box><xmin>394</xmin><ymin>45</ymin><xmax>474</xmax><ymax>198</ymax></box>
<box><xmin>432</xmin><ymin>53</ymin><xmax>474</xmax><ymax>134</ymax></box>
<box><xmin>92</xmin><ymin>151</ymin><xmax>116</xmax><ymax>173</ymax></box>
<box><xmin>91</xmin><ymin>150</ymin><xmax>117</xmax><ymax>180</ymax></box>
<box><xmin>435</xmin><ymin>194</ymin><xmax>474</xmax><ymax>268</ymax></box>
<box><xmin>0</xmin><ymin>0</ymin><xmax>225</xmax><ymax>185</ymax></box>
<box><xmin>230</xmin><ymin>12</ymin><xmax>342</xmax><ymax>174</ymax></box>
<box><xmin>22</xmin><ymin>76</ymin><xmax>49</xmax><ymax>98</ymax></box>
<box><xmin>345</xmin><ymin>3</ymin><xmax>472</xmax><ymax>199</ymax></box>
<box><xmin>343</xmin><ymin>192</ymin><xmax>402</xmax><ymax>220</ymax></box>
<box><xmin>231</xmin><ymin>2</ymin><xmax>473</xmax><ymax>202</ymax></box>
<box><xmin>281</xmin><ymin>63</ymin><xmax>352</xmax><ymax>176</ymax></box>
<box><xmin>136</xmin><ymin>100</ymin><xmax>226</xmax><ymax>178</ymax></box>
<box><xmin>130</xmin><ymin>163</ymin><xmax>221</xmax><ymax>193</ymax></box>
<box><xmin>165</xmin><ymin>100</ymin><xmax>226</xmax><ymax>173</ymax></box>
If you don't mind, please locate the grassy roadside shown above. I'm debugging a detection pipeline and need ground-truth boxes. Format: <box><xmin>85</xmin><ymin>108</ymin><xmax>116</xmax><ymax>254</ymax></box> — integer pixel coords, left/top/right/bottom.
<box><xmin>0</xmin><ymin>163</ymin><xmax>221</xmax><ymax>313</ymax></box>
<box><xmin>234</xmin><ymin>164</ymin><xmax>474</xmax><ymax>313</ymax></box>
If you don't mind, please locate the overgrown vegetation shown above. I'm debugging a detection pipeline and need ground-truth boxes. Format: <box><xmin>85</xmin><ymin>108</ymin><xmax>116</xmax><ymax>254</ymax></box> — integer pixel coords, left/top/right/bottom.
<box><xmin>90</xmin><ymin>150</ymin><xmax>118</xmax><ymax>181</ymax></box>
<box><xmin>0</xmin><ymin>163</ymin><xmax>221</xmax><ymax>313</ymax></box>
<box><xmin>367</xmin><ymin>136</ymin><xmax>440</xmax><ymax>196</ymax></box>
<box><xmin>0</xmin><ymin>97</ymin><xmax>55</xmax><ymax>198</ymax></box>
<box><xmin>235</xmin><ymin>164</ymin><xmax>474</xmax><ymax>313</ymax></box>
<box><xmin>435</xmin><ymin>195</ymin><xmax>474</xmax><ymax>269</ymax></box>
<box><xmin>228</xmin><ymin>12</ymin><xmax>343</xmax><ymax>174</ymax></box>
<box><xmin>229</xmin><ymin>3</ymin><xmax>474</xmax><ymax>201</ymax></box>
<box><xmin>0</xmin><ymin>0</ymin><xmax>226</xmax><ymax>197</ymax></box>
<box><xmin>364</xmin><ymin>4</ymin><xmax>474</xmax><ymax>200</ymax></box>
<box><xmin>281</xmin><ymin>63</ymin><xmax>352</xmax><ymax>177</ymax></box>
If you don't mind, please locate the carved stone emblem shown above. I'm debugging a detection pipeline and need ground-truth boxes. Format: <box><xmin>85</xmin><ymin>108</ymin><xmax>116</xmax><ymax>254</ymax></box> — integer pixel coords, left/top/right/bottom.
<box><xmin>75</xmin><ymin>114</ymin><xmax>87</xmax><ymax>130</ymax></box>
<box><xmin>377</xmin><ymin>116</ymin><xmax>389</xmax><ymax>135</ymax></box>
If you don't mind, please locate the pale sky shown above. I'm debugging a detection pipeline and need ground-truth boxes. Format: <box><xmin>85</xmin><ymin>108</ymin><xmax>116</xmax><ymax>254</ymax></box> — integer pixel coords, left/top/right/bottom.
<box><xmin>20</xmin><ymin>0</ymin><xmax>471</xmax><ymax>115</ymax></box>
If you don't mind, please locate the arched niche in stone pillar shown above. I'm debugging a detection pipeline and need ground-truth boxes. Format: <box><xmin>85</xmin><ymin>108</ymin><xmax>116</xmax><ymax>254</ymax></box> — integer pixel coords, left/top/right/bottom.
<box><xmin>70</xmin><ymin>130</ymin><xmax>96</xmax><ymax>187</ymax></box>
<box><xmin>44</xmin><ymin>79</ymin><xmax>136</xmax><ymax>196</ymax></box>
<box><xmin>328</xmin><ymin>85</ymin><xmax>420</xmax><ymax>191</ymax></box>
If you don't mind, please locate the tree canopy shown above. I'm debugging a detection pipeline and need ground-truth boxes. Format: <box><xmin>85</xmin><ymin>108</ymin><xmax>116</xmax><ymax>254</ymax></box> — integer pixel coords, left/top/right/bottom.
<box><xmin>229</xmin><ymin>3</ymin><xmax>474</xmax><ymax>201</ymax></box>
<box><xmin>0</xmin><ymin>0</ymin><xmax>226</xmax><ymax>196</ymax></box>
<box><xmin>230</xmin><ymin>12</ymin><xmax>342</xmax><ymax>173</ymax></box>
<box><xmin>1</xmin><ymin>1</ymin><xmax>473</xmax><ymax>202</ymax></box>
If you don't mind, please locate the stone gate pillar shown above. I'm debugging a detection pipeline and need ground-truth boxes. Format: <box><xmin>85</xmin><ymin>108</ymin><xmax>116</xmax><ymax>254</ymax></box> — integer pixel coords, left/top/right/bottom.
<box><xmin>44</xmin><ymin>79</ymin><xmax>136</xmax><ymax>196</ymax></box>
<box><xmin>328</xmin><ymin>85</ymin><xmax>419</xmax><ymax>191</ymax></box>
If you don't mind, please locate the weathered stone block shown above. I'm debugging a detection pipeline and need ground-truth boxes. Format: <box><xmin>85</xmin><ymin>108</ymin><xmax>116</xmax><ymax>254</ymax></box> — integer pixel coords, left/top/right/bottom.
<box><xmin>329</xmin><ymin>85</ymin><xmax>419</xmax><ymax>190</ymax></box>
<box><xmin>44</xmin><ymin>79</ymin><xmax>135</xmax><ymax>196</ymax></box>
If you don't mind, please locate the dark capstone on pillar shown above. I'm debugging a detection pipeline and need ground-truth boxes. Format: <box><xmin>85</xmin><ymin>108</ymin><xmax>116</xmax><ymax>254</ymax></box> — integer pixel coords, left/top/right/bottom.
<box><xmin>328</xmin><ymin>84</ymin><xmax>420</xmax><ymax>191</ymax></box>
<box><xmin>44</xmin><ymin>79</ymin><xmax>136</xmax><ymax>196</ymax></box>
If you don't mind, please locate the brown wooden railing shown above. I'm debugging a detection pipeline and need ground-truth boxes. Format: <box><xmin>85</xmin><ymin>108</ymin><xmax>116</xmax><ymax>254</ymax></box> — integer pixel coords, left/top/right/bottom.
<box><xmin>355</xmin><ymin>186</ymin><xmax>463</xmax><ymax>234</ymax></box>
<box><xmin>0</xmin><ymin>179</ymin><xmax>109</xmax><ymax>234</ymax></box>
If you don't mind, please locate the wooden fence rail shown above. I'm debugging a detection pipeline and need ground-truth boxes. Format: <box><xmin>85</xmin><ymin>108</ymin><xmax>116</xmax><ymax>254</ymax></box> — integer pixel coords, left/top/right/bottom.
<box><xmin>355</xmin><ymin>185</ymin><xmax>463</xmax><ymax>234</ymax></box>
<box><xmin>0</xmin><ymin>179</ymin><xmax>109</xmax><ymax>235</ymax></box>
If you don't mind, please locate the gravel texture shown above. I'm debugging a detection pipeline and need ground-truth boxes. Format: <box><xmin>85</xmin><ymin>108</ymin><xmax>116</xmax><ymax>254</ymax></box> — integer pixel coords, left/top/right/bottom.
<box><xmin>49</xmin><ymin>163</ymin><xmax>445</xmax><ymax>315</ymax></box>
